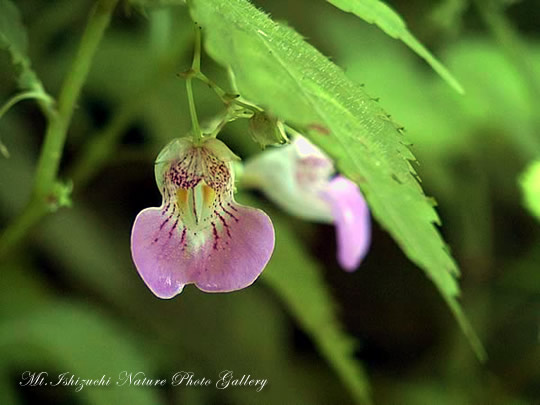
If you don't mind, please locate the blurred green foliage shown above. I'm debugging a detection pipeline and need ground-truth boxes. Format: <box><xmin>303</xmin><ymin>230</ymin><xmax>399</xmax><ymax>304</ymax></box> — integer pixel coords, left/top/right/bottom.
<box><xmin>520</xmin><ymin>160</ymin><xmax>540</xmax><ymax>221</ymax></box>
<box><xmin>1</xmin><ymin>0</ymin><xmax>540</xmax><ymax>404</ymax></box>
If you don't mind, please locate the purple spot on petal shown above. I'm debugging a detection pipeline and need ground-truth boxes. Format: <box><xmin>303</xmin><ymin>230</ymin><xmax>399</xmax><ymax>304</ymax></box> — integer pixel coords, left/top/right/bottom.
<box><xmin>220</xmin><ymin>203</ymin><xmax>239</xmax><ymax>222</ymax></box>
<box><xmin>180</xmin><ymin>227</ymin><xmax>186</xmax><ymax>245</ymax></box>
<box><xmin>191</xmin><ymin>191</ymin><xmax>198</xmax><ymax>223</ymax></box>
<box><xmin>159</xmin><ymin>216</ymin><xmax>170</xmax><ymax>230</ymax></box>
<box><xmin>215</xmin><ymin>212</ymin><xmax>232</xmax><ymax>238</ymax></box>
<box><xmin>169</xmin><ymin>218</ymin><xmax>179</xmax><ymax>238</ymax></box>
<box><xmin>162</xmin><ymin>202</ymin><xmax>170</xmax><ymax>214</ymax></box>
<box><xmin>211</xmin><ymin>222</ymin><xmax>219</xmax><ymax>250</ymax></box>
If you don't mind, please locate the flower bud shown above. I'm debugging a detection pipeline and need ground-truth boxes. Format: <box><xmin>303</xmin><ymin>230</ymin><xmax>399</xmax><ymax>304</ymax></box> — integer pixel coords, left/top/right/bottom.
<box><xmin>248</xmin><ymin>112</ymin><xmax>288</xmax><ymax>149</ymax></box>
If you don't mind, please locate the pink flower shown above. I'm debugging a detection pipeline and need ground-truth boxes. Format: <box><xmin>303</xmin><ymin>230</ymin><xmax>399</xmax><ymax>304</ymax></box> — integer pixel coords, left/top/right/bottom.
<box><xmin>244</xmin><ymin>136</ymin><xmax>370</xmax><ymax>270</ymax></box>
<box><xmin>131</xmin><ymin>137</ymin><xmax>275</xmax><ymax>298</ymax></box>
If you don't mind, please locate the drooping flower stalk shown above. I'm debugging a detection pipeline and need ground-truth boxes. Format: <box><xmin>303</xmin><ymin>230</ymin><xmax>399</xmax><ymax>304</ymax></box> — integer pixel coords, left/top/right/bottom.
<box><xmin>185</xmin><ymin>22</ymin><xmax>203</xmax><ymax>145</ymax></box>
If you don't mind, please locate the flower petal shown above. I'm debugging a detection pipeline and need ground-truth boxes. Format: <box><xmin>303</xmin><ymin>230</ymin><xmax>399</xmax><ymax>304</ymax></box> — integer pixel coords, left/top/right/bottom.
<box><xmin>192</xmin><ymin>203</ymin><xmax>275</xmax><ymax>292</ymax></box>
<box><xmin>243</xmin><ymin>143</ymin><xmax>333</xmax><ymax>222</ymax></box>
<box><xmin>132</xmin><ymin>137</ymin><xmax>275</xmax><ymax>298</ymax></box>
<box><xmin>322</xmin><ymin>176</ymin><xmax>371</xmax><ymax>271</ymax></box>
<box><xmin>131</xmin><ymin>207</ymin><xmax>195</xmax><ymax>298</ymax></box>
<box><xmin>130</xmin><ymin>203</ymin><xmax>275</xmax><ymax>298</ymax></box>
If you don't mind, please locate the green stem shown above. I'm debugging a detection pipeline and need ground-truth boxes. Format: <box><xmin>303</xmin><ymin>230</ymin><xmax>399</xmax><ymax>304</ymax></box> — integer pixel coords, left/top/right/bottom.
<box><xmin>195</xmin><ymin>71</ymin><xmax>228</xmax><ymax>102</ymax></box>
<box><xmin>184</xmin><ymin>24</ymin><xmax>260</xmax><ymax>136</ymax></box>
<box><xmin>0</xmin><ymin>0</ymin><xmax>118</xmax><ymax>259</ymax></box>
<box><xmin>186</xmin><ymin>78</ymin><xmax>202</xmax><ymax>144</ymax></box>
<box><xmin>187</xmin><ymin>23</ymin><xmax>203</xmax><ymax>144</ymax></box>
<box><xmin>195</xmin><ymin>70</ymin><xmax>262</xmax><ymax>114</ymax></box>
<box><xmin>33</xmin><ymin>0</ymin><xmax>119</xmax><ymax>197</ymax></box>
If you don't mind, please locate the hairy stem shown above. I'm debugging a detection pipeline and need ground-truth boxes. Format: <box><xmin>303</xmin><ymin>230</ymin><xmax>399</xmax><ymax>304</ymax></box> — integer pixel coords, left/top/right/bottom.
<box><xmin>0</xmin><ymin>0</ymin><xmax>118</xmax><ymax>259</ymax></box>
<box><xmin>33</xmin><ymin>0</ymin><xmax>119</xmax><ymax>196</ymax></box>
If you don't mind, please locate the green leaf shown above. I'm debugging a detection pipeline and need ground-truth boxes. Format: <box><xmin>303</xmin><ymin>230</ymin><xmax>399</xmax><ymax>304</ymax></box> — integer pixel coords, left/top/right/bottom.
<box><xmin>241</xmin><ymin>195</ymin><xmax>372</xmax><ymax>404</ymax></box>
<box><xmin>0</xmin><ymin>302</ymin><xmax>162</xmax><ymax>405</ymax></box>
<box><xmin>325</xmin><ymin>0</ymin><xmax>464</xmax><ymax>94</ymax></box>
<box><xmin>189</xmin><ymin>0</ymin><xmax>485</xmax><ymax>360</ymax></box>
<box><xmin>520</xmin><ymin>160</ymin><xmax>540</xmax><ymax>222</ymax></box>
<box><xmin>0</xmin><ymin>0</ymin><xmax>47</xmax><ymax>92</ymax></box>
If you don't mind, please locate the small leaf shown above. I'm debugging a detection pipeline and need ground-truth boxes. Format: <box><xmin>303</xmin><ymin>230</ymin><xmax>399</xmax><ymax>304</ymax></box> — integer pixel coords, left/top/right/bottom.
<box><xmin>326</xmin><ymin>0</ymin><xmax>464</xmax><ymax>94</ymax></box>
<box><xmin>189</xmin><ymin>0</ymin><xmax>485</xmax><ymax>360</ymax></box>
<box><xmin>520</xmin><ymin>160</ymin><xmax>540</xmax><ymax>222</ymax></box>
<box><xmin>50</xmin><ymin>180</ymin><xmax>73</xmax><ymax>210</ymax></box>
